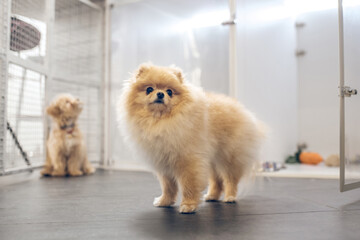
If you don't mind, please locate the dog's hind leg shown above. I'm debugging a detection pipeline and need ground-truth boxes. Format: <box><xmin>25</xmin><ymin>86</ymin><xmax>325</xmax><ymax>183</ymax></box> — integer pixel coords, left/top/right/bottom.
<box><xmin>222</xmin><ymin>175</ymin><xmax>240</xmax><ymax>203</ymax></box>
<box><xmin>221</xmin><ymin>156</ymin><xmax>242</xmax><ymax>203</ymax></box>
<box><xmin>82</xmin><ymin>155</ymin><xmax>95</xmax><ymax>175</ymax></box>
<box><xmin>204</xmin><ymin>164</ymin><xmax>223</xmax><ymax>201</ymax></box>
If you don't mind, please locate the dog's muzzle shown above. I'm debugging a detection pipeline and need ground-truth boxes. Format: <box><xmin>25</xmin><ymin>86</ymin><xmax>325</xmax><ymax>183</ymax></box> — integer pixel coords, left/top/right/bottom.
<box><xmin>153</xmin><ymin>92</ymin><xmax>165</xmax><ymax>104</ymax></box>
<box><xmin>153</xmin><ymin>99</ymin><xmax>164</xmax><ymax>104</ymax></box>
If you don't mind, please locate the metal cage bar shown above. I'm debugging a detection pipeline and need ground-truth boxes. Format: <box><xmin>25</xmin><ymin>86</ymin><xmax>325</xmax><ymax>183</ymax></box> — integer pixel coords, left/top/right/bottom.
<box><xmin>102</xmin><ymin>0</ymin><xmax>111</xmax><ymax>167</ymax></box>
<box><xmin>228</xmin><ymin>0</ymin><xmax>237</xmax><ymax>99</ymax></box>
<box><xmin>42</xmin><ymin>0</ymin><xmax>55</xmax><ymax>176</ymax></box>
<box><xmin>0</xmin><ymin>0</ymin><xmax>11</xmax><ymax>175</ymax></box>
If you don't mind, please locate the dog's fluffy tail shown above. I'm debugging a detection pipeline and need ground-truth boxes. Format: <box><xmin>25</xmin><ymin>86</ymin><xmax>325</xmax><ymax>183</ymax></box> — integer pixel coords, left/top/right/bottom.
<box><xmin>237</xmin><ymin>119</ymin><xmax>268</xmax><ymax>198</ymax></box>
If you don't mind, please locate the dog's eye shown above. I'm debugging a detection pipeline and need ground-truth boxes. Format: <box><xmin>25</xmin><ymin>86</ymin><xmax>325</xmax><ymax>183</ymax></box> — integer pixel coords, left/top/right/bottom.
<box><xmin>166</xmin><ymin>89</ymin><xmax>173</xmax><ymax>97</ymax></box>
<box><xmin>146</xmin><ymin>87</ymin><xmax>154</xmax><ymax>95</ymax></box>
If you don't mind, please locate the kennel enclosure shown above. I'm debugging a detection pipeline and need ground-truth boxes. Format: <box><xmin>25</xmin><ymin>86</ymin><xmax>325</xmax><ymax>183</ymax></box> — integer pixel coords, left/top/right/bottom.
<box><xmin>1</xmin><ymin>0</ymin><xmax>360</xmax><ymax>192</ymax></box>
<box><xmin>0</xmin><ymin>0</ymin><xmax>108</xmax><ymax>175</ymax></box>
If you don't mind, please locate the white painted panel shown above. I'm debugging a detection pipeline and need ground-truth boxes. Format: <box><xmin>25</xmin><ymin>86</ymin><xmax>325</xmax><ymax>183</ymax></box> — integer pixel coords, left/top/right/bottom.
<box><xmin>237</xmin><ymin>0</ymin><xmax>298</xmax><ymax>162</ymax></box>
<box><xmin>296</xmin><ymin>9</ymin><xmax>339</xmax><ymax>159</ymax></box>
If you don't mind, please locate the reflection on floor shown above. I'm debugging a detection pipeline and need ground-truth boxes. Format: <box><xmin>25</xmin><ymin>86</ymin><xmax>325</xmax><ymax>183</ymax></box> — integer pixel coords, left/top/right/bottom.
<box><xmin>260</xmin><ymin>163</ymin><xmax>339</xmax><ymax>179</ymax></box>
<box><xmin>1</xmin><ymin>169</ymin><xmax>360</xmax><ymax>240</ymax></box>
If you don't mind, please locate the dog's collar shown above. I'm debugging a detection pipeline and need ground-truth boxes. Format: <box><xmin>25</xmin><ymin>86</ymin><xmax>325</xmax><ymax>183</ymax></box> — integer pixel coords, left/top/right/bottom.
<box><xmin>60</xmin><ymin>123</ymin><xmax>75</xmax><ymax>130</ymax></box>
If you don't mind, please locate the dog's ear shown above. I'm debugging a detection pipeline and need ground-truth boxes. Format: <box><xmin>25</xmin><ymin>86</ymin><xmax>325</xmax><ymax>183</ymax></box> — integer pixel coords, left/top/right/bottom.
<box><xmin>169</xmin><ymin>65</ymin><xmax>184</xmax><ymax>83</ymax></box>
<box><xmin>135</xmin><ymin>63</ymin><xmax>152</xmax><ymax>79</ymax></box>
<box><xmin>46</xmin><ymin>103</ymin><xmax>61</xmax><ymax>117</ymax></box>
<box><xmin>72</xmin><ymin>98</ymin><xmax>83</xmax><ymax>113</ymax></box>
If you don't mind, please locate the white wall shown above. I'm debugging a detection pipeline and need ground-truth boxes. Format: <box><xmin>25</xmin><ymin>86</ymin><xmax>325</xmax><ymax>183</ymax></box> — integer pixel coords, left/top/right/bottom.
<box><xmin>236</xmin><ymin>1</ymin><xmax>360</xmax><ymax>163</ymax></box>
<box><xmin>236</xmin><ymin>0</ymin><xmax>298</xmax><ymax>162</ymax></box>
<box><xmin>296</xmin><ymin>9</ymin><xmax>340</xmax><ymax>158</ymax></box>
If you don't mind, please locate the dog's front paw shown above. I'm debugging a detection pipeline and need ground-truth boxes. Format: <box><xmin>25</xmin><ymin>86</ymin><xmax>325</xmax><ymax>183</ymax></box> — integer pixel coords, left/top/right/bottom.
<box><xmin>40</xmin><ymin>168</ymin><xmax>52</xmax><ymax>177</ymax></box>
<box><xmin>68</xmin><ymin>170</ymin><xmax>84</xmax><ymax>177</ymax></box>
<box><xmin>51</xmin><ymin>170</ymin><xmax>66</xmax><ymax>177</ymax></box>
<box><xmin>223</xmin><ymin>196</ymin><xmax>237</xmax><ymax>203</ymax></box>
<box><xmin>179</xmin><ymin>204</ymin><xmax>197</xmax><ymax>214</ymax></box>
<box><xmin>204</xmin><ymin>194</ymin><xmax>220</xmax><ymax>202</ymax></box>
<box><xmin>153</xmin><ymin>196</ymin><xmax>175</xmax><ymax>207</ymax></box>
<box><xmin>83</xmin><ymin>166</ymin><xmax>95</xmax><ymax>175</ymax></box>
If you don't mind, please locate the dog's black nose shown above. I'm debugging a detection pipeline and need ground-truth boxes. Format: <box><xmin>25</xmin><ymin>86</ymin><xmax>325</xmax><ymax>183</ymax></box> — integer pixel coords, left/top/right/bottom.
<box><xmin>157</xmin><ymin>92</ymin><xmax>164</xmax><ymax>99</ymax></box>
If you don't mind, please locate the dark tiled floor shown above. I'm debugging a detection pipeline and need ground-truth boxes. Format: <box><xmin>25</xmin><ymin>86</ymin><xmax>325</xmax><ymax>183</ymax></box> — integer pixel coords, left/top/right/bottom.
<box><xmin>1</xmin><ymin>169</ymin><xmax>360</xmax><ymax>240</ymax></box>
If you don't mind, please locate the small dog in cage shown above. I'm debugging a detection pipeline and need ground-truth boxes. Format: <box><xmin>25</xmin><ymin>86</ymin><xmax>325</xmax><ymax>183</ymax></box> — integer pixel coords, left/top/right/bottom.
<box><xmin>41</xmin><ymin>94</ymin><xmax>95</xmax><ymax>177</ymax></box>
<box><xmin>118</xmin><ymin>63</ymin><xmax>265</xmax><ymax>213</ymax></box>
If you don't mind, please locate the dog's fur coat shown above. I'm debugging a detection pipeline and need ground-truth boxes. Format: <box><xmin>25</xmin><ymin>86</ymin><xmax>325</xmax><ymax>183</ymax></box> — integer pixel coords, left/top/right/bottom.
<box><xmin>119</xmin><ymin>64</ymin><xmax>265</xmax><ymax>213</ymax></box>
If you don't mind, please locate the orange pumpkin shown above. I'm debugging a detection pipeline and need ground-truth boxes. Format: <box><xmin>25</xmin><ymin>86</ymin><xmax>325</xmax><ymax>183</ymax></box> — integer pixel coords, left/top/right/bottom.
<box><xmin>299</xmin><ymin>152</ymin><xmax>323</xmax><ymax>165</ymax></box>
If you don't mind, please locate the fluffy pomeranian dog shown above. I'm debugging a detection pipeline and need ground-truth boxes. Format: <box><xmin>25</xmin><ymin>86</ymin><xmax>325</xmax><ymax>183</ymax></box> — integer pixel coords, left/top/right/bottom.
<box><xmin>41</xmin><ymin>94</ymin><xmax>95</xmax><ymax>177</ymax></box>
<box><xmin>118</xmin><ymin>64</ymin><xmax>265</xmax><ymax>213</ymax></box>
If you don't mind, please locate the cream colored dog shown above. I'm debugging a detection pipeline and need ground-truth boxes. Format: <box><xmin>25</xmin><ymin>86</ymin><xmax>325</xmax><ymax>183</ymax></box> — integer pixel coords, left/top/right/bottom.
<box><xmin>119</xmin><ymin>64</ymin><xmax>265</xmax><ymax>213</ymax></box>
<box><xmin>41</xmin><ymin>94</ymin><xmax>95</xmax><ymax>177</ymax></box>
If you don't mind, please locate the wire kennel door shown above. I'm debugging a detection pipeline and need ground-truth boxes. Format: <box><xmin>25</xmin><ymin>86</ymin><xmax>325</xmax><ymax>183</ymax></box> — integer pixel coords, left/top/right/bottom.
<box><xmin>0</xmin><ymin>0</ymin><xmax>105</xmax><ymax>175</ymax></box>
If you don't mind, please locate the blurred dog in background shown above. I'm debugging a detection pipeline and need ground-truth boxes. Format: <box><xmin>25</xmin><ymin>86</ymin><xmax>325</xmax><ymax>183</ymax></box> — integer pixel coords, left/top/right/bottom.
<box><xmin>41</xmin><ymin>94</ymin><xmax>95</xmax><ymax>177</ymax></box>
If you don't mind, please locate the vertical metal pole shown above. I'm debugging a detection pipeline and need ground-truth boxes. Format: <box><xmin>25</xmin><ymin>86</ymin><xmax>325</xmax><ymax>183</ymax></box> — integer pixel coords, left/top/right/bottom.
<box><xmin>44</xmin><ymin>0</ymin><xmax>55</xmax><ymax>165</ymax></box>
<box><xmin>15</xmin><ymin>68</ymin><xmax>27</xmax><ymax>134</ymax></box>
<box><xmin>0</xmin><ymin>0</ymin><xmax>11</xmax><ymax>175</ymax></box>
<box><xmin>102</xmin><ymin>0</ymin><xmax>112</xmax><ymax>166</ymax></box>
<box><xmin>338</xmin><ymin>0</ymin><xmax>345</xmax><ymax>192</ymax></box>
<box><xmin>229</xmin><ymin>0</ymin><xmax>237</xmax><ymax>98</ymax></box>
